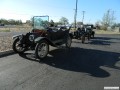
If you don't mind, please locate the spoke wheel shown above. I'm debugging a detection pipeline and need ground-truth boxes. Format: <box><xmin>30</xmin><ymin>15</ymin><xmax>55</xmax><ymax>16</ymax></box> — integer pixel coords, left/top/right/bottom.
<box><xmin>12</xmin><ymin>38</ymin><xmax>26</xmax><ymax>53</ymax></box>
<box><xmin>35</xmin><ymin>40</ymin><xmax>49</xmax><ymax>59</ymax></box>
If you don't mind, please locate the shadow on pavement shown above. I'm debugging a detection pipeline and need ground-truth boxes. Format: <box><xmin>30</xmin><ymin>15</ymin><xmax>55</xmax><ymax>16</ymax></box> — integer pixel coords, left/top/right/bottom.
<box><xmin>19</xmin><ymin>47</ymin><xmax>120</xmax><ymax>78</ymax></box>
<box><xmin>72</xmin><ymin>35</ymin><xmax>119</xmax><ymax>45</ymax></box>
<box><xmin>89</xmin><ymin>36</ymin><xmax>119</xmax><ymax>45</ymax></box>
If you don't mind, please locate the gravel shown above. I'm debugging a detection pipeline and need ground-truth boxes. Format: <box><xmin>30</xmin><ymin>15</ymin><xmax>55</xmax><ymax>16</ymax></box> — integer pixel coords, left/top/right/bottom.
<box><xmin>0</xmin><ymin>36</ymin><xmax>13</xmax><ymax>52</ymax></box>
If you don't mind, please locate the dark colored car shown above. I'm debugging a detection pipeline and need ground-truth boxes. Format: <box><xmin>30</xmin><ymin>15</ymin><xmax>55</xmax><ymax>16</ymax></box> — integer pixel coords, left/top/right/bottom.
<box><xmin>12</xmin><ymin>16</ymin><xmax>72</xmax><ymax>59</ymax></box>
<box><xmin>84</xmin><ymin>24</ymin><xmax>95</xmax><ymax>38</ymax></box>
<box><xmin>0</xmin><ymin>24</ymin><xmax>5</xmax><ymax>26</ymax></box>
<box><xmin>71</xmin><ymin>27</ymin><xmax>86</xmax><ymax>43</ymax></box>
<box><xmin>71</xmin><ymin>24</ymin><xmax>95</xmax><ymax>43</ymax></box>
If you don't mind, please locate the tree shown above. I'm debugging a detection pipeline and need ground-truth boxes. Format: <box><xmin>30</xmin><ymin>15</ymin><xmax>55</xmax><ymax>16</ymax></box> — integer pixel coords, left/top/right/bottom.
<box><xmin>71</xmin><ymin>21</ymin><xmax>83</xmax><ymax>27</ymax></box>
<box><xmin>76</xmin><ymin>22</ymin><xmax>83</xmax><ymax>26</ymax></box>
<box><xmin>26</xmin><ymin>17</ymin><xmax>33</xmax><ymax>26</ymax></box>
<box><xmin>59</xmin><ymin>17</ymin><xmax>69</xmax><ymax>25</ymax></box>
<box><xmin>49</xmin><ymin>20</ymin><xmax>54</xmax><ymax>27</ymax></box>
<box><xmin>0</xmin><ymin>18</ymin><xmax>23</xmax><ymax>25</ymax></box>
<box><xmin>54</xmin><ymin>22</ymin><xmax>62</xmax><ymax>26</ymax></box>
<box><xmin>95</xmin><ymin>20</ymin><xmax>101</xmax><ymax>30</ymax></box>
<box><xmin>112</xmin><ymin>23</ymin><xmax>120</xmax><ymax>28</ymax></box>
<box><xmin>101</xmin><ymin>9</ymin><xmax>116</xmax><ymax>27</ymax></box>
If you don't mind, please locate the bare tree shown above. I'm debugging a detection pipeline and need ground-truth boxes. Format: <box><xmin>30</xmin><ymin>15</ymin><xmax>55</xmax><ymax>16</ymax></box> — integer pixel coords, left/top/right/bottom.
<box><xmin>101</xmin><ymin>9</ymin><xmax>116</xmax><ymax>27</ymax></box>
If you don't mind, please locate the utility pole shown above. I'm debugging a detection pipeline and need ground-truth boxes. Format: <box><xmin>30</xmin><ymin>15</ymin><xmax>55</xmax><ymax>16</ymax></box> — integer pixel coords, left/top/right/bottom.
<box><xmin>82</xmin><ymin>11</ymin><xmax>85</xmax><ymax>24</ymax></box>
<box><xmin>74</xmin><ymin>0</ymin><xmax>78</xmax><ymax>30</ymax></box>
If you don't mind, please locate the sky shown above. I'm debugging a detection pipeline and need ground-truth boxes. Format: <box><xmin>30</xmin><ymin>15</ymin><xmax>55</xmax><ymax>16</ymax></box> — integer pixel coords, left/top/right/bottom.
<box><xmin>0</xmin><ymin>0</ymin><xmax>120</xmax><ymax>24</ymax></box>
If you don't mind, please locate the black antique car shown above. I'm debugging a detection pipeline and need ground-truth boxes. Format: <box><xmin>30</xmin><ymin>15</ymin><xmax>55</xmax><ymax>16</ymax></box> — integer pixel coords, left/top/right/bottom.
<box><xmin>12</xmin><ymin>16</ymin><xmax>72</xmax><ymax>59</ymax></box>
<box><xmin>71</xmin><ymin>24</ymin><xmax>95</xmax><ymax>43</ymax></box>
<box><xmin>71</xmin><ymin>27</ymin><xmax>86</xmax><ymax>43</ymax></box>
<box><xmin>84</xmin><ymin>24</ymin><xmax>95</xmax><ymax>39</ymax></box>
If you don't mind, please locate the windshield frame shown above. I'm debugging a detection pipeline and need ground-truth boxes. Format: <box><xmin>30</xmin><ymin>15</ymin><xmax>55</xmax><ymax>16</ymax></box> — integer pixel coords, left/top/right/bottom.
<box><xmin>33</xmin><ymin>16</ymin><xmax>49</xmax><ymax>30</ymax></box>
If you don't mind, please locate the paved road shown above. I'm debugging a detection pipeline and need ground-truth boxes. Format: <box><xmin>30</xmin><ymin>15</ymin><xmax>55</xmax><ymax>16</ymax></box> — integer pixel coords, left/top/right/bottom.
<box><xmin>0</xmin><ymin>34</ymin><xmax>120</xmax><ymax>90</ymax></box>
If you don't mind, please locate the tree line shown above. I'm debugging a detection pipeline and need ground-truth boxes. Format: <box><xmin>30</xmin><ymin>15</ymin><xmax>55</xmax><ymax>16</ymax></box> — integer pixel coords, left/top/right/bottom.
<box><xmin>0</xmin><ymin>19</ymin><xmax>22</xmax><ymax>25</ymax></box>
<box><xmin>95</xmin><ymin>9</ymin><xmax>120</xmax><ymax>30</ymax></box>
<box><xmin>26</xmin><ymin>17</ymin><xmax>70</xmax><ymax>26</ymax></box>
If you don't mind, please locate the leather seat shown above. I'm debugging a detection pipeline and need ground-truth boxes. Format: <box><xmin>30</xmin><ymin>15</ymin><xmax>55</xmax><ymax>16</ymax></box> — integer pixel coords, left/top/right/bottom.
<box><xmin>47</xmin><ymin>27</ymin><xmax>68</xmax><ymax>41</ymax></box>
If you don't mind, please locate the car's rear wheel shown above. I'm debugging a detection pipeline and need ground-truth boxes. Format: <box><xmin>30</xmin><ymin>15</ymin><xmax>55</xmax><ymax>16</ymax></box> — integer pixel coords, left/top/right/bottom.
<box><xmin>35</xmin><ymin>40</ymin><xmax>49</xmax><ymax>59</ymax></box>
<box><xmin>66</xmin><ymin>35</ymin><xmax>72</xmax><ymax>48</ymax></box>
<box><xmin>92</xmin><ymin>31</ymin><xmax>95</xmax><ymax>38</ymax></box>
<box><xmin>12</xmin><ymin>38</ymin><xmax>26</xmax><ymax>54</ymax></box>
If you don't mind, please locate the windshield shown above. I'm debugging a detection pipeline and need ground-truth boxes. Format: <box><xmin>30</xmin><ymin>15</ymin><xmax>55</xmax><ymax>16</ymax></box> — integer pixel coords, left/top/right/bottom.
<box><xmin>33</xmin><ymin>16</ymin><xmax>49</xmax><ymax>30</ymax></box>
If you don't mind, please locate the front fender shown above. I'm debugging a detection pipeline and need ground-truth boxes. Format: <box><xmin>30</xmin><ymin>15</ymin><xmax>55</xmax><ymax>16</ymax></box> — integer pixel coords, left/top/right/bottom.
<box><xmin>12</xmin><ymin>34</ymin><xmax>23</xmax><ymax>40</ymax></box>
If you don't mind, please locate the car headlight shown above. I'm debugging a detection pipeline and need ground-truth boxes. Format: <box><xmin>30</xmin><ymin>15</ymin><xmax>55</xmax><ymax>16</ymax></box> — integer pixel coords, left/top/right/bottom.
<box><xmin>29</xmin><ymin>35</ymin><xmax>34</xmax><ymax>42</ymax></box>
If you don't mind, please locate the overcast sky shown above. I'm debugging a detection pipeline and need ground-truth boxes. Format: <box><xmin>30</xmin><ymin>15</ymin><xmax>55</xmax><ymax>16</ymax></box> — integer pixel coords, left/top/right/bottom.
<box><xmin>0</xmin><ymin>0</ymin><xmax>120</xmax><ymax>24</ymax></box>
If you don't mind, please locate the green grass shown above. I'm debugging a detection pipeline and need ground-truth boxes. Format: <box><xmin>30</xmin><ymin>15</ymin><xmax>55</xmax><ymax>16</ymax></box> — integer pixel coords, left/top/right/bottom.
<box><xmin>0</xmin><ymin>30</ymin><xmax>10</xmax><ymax>32</ymax></box>
<box><xmin>95</xmin><ymin>30</ymin><xmax>120</xmax><ymax>34</ymax></box>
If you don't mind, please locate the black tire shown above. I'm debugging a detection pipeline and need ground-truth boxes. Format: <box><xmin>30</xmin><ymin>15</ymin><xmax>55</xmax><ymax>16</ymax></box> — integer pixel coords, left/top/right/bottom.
<box><xmin>12</xmin><ymin>38</ymin><xmax>26</xmax><ymax>54</ymax></box>
<box><xmin>66</xmin><ymin>35</ymin><xmax>72</xmax><ymax>48</ymax></box>
<box><xmin>91</xmin><ymin>31</ymin><xmax>95</xmax><ymax>38</ymax></box>
<box><xmin>92</xmin><ymin>34</ymin><xmax>94</xmax><ymax>38</ymax></box>
<box><xmin>92</xmin><ymin>32</ymin><xmax>95</xmax><ymax>38</ymax></box>
<box><xmin>81</xmin><ymin>35</ymin><xmax>85</xmax><ymax>43</ymax></box>
<box><xmin>35</xmin><ymin>40</ymin><xmax>49</xmax><ymax>59</ymax></box>
<box><xmin>87</xmin><ymin>34</ymin><xmax>90</xmax><ymax>40</ymax></box>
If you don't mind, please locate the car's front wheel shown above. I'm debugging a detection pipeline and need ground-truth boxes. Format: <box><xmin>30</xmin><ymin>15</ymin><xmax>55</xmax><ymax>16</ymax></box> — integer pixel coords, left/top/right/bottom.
<box><xmin>12</xmin><ymin>38</ymin><xmax>26</xmax><ymax>54</ymax></box>
<box><xmin>81</xmin><ymin>35</ymin><xmax>85</xmax><ymax>43</ymax></box>
<box><xmin>35</xmin><ymin>40</ymin><xmax>49</xmax><ymax>59</ymax></box>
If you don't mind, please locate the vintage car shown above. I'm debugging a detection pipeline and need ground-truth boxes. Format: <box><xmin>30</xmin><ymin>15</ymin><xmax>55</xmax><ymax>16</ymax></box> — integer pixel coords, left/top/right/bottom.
<box><xmin>71</xmin><ymin>24</ymin><xmax>95</xmax><ymax>43</ymax></box>
<box><xmin>84</xmin><ymin>24</ymin><xmax>95</xmax><ymax>38</ymax></box>
<box><xmin>12</xmin><ymin>16</ymin><xmax>72</xmax><ymax>59</ymax></box>
<box><xmin>71</xmin><ymin>27</ymin><xmax>86</xmax><ymax>43</ymax></box>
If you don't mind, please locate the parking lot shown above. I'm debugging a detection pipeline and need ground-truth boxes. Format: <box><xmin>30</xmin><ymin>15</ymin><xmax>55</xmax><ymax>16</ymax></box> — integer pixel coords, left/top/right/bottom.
<box><xmin>0</xmin><ymin>34</ymin><xmax>120</xmax><ymax>90</ymax></box>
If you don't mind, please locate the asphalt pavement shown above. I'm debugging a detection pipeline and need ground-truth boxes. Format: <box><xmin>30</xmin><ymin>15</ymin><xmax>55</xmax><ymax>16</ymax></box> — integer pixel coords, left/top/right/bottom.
<box><xmin>0</xmin><ymin>34</ymin><xmax>120</xmax><ymax>90</ymax></box>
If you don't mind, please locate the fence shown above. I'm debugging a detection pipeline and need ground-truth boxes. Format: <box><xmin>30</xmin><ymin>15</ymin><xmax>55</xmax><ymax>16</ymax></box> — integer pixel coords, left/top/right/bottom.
<box><xmin>0</xmin><ymin>26</ymin><xmax>32</xmax><ymax>52</ymax></box>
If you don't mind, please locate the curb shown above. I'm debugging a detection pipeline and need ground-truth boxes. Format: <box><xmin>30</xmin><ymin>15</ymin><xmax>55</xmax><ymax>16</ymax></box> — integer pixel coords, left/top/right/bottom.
<box><xmin>0</xmin><ymin>50</ymin><xmax>15</xmax><ymax>58</ymax></box>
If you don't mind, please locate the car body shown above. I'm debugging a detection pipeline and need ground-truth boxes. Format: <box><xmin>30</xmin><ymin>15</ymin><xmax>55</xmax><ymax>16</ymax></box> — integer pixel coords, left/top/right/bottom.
<box><xmin>84</xmin><ymin>24</ymin><xmax>95</xmax><ymax>38</ymax></box>
<box><xmin>71</xmin><ymin>27</ymin><xmax>86</xmax><ymax>43</ymax></box>
<box><xmin>12</xmin><ymin>16</ymin><xmax>72</xmax><ymax>59</ymax></box>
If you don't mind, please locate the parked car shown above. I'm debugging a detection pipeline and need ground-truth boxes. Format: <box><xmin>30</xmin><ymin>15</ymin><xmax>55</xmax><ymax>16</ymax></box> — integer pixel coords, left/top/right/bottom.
<box><xmin>84</xmin><ymin>24</ymin><xmax>95</xmax><ymax>38</ymax></box>
<box><xmin>12</xmin><ymin>16</ymin><xmax>72</xmax><ymax>59</ymax></box>
<box><xmin>71</xmin><ymin>27</ymin><xmax>86</xmax><ymax>43</ymax></box>
<box><xmin>71</xmin><ymin>24</ymin><xmax>95</xmax><ymax>43</ymax></box>
<box><xmin>0</xmin><ymin>24</ymin><xmax>5</xmax><ymax>26</ymax></box>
